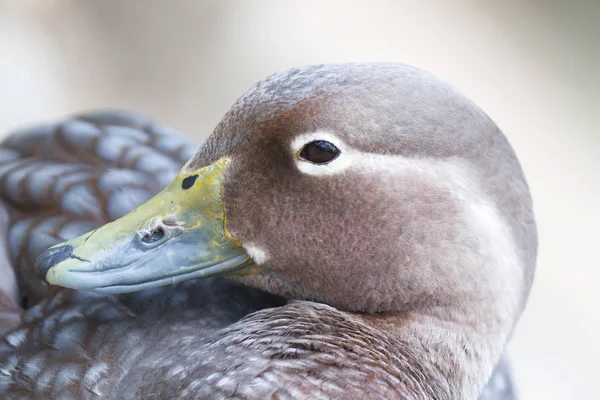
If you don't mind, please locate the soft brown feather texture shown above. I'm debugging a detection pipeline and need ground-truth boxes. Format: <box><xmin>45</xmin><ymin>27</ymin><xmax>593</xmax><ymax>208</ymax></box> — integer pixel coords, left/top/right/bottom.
<box><xmin>0</xmin><ymin>111</ymin><xmax>195</xmax><ymax>304</ymax></box>
<box><xmin>0</xmin><ymin>280</ymin><xmax>511</xmax><ymax>399</ymax></box>
<box><xmin>188</xmin><ymin>63</ymin><xmax>536</xmax><ymax>397</ymax></box>
<box><xmin>0</xmin><ymin>61</ymin><xmax>533</xmax><ymax>399</ymax></box>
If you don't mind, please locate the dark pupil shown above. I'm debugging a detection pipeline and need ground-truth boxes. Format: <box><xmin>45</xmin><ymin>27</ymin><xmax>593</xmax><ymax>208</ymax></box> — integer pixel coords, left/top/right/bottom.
<box><xmin>300</xmin><ymin>140</ymin><xmax>340</xmax><ymax>164</ymax></box>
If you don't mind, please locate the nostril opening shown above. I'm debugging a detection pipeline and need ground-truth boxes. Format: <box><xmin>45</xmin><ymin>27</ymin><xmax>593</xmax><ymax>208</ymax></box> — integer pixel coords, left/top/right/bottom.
<box><xmin>141</xmin><ymin>226</ymin><xmax>165</xmax><ymax>244</ymax></box>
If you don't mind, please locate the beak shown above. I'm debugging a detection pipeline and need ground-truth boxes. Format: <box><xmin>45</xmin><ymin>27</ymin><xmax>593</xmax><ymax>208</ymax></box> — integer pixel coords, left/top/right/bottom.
<box><xmin>35</xmin><ymin>158</ymin><xmax>256</xmax><ymax>293</ymax></box>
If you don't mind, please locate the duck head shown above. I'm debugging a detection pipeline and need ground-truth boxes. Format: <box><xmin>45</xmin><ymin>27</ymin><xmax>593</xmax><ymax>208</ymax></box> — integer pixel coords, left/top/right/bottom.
<box><xmin>37</xmin><ymin>62</ymin><xmax>536</xmax><ymax>346</ymax></box>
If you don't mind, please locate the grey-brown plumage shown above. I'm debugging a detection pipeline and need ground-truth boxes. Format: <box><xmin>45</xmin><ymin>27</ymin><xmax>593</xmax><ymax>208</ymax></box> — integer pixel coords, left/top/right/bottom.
<box><xmin>0</xmin><ymin>63</ymin><xmax>534</xmax><ymax>399</ymax></box>
<box><xmin>0</xmin><ymin>111</ymin><xmax>195</xmax><ymax>305</ymax></box>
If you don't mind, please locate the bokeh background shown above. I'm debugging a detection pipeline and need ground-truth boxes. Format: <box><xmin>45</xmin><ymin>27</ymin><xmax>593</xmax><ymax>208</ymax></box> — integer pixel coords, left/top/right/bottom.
<box><xmin>1</xmin><ymin>1</ymin><xmax>598</xmax><ymax>398</ymax></box>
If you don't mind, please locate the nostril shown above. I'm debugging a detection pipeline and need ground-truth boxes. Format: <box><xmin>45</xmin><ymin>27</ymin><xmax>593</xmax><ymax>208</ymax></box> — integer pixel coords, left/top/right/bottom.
<box><xmin>35</xmin><ymin>245</ymin><xmax>74</xmax><ymax>283</ymax></box>
<box><xmin>141</xmin><ymin>226</ymin><xmax>165</xmax><ymax>244</ymax></box>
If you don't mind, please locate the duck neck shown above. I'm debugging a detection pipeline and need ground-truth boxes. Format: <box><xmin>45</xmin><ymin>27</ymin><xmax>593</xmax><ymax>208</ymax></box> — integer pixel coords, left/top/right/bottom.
<box><xmin>364</xmin><ymin>300</ymin><xmax>515</xmax><ymax>400</ymax></box>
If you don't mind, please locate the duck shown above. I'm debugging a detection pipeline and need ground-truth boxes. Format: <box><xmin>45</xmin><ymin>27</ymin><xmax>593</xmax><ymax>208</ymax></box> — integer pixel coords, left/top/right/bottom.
<box><xmin>0</xmin><ymin>63</ymin><xmax>535</xmax><ymax>399</ymax></box>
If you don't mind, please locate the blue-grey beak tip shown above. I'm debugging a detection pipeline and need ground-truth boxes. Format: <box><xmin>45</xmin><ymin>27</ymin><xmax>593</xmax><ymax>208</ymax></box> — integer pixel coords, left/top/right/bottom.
<box><xmin>35</xmin><ymin>245</ymin><xmax>74</xmax><ymax>284</ymax></box>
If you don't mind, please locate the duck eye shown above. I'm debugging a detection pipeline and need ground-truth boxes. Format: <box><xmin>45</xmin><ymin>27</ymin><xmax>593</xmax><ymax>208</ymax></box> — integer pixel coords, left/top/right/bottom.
<box><xmin>299</xmin><ymin>140</ymin><xmax>340</xmax><ymax>164</ymax></box>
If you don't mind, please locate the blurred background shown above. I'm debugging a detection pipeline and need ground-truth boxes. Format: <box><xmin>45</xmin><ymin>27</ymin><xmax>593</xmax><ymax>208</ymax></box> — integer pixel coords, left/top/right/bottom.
<box><xmin>0</xmin><ymin>1</ymin><xmax>598</xmax><ymax>398</ymax></box>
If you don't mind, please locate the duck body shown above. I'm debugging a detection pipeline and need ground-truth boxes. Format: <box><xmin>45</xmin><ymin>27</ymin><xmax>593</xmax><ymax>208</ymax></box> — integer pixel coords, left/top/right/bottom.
<box><xmin>0</xmin><ymin>63</ymin><xmax>533</xmax><ymax>399</ymax></box>
<box><xmin>0</xmin><ymin>282</ymin><xmax>513</xmax><ymax>399</ymax></box>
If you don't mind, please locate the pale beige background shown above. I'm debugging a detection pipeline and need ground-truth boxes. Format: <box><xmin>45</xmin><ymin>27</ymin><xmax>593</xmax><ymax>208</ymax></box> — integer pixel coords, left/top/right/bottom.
<box><xmin>0</xmin><ymin>1</ymin><xmax>598</xmax><ymax>399</ymax></box>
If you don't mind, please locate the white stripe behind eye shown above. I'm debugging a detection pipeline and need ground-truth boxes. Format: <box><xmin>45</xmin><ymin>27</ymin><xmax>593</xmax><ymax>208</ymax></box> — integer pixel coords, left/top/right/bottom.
<box><xmin>290</xmin><ymin>133</ymin><xmax>523</xmax><ymax>325</ymax></box>
<box><xmin>290</xmin><ymin>134</ymin><xmax>523</xmax><ymax>313</ymax></box>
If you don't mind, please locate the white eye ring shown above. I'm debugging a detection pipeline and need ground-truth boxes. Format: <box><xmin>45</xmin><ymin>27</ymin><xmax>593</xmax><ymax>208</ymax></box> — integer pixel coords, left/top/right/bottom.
<box><xmin>291</xmin><ymin>132</ymin><xmax>352</xmax><ymax>176</ymax></box>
